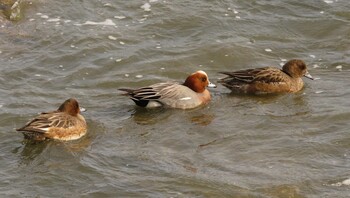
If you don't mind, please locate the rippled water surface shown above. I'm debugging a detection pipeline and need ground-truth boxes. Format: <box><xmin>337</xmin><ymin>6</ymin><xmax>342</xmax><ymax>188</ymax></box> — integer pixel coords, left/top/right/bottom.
<box><xmin>1</xmin><ymin>0</ymin><xmax>350</xmax><ymax>197</ymax></box>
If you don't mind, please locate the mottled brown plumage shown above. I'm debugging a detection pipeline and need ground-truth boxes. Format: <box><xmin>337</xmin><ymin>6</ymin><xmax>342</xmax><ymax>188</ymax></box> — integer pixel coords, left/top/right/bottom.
<box><xmin>16</xmin><ymin>98</ymin><xmax>87</xmax><ymax>141</ymax></box>
<box><xmin>218</xmin><ymin>59</ymin><xmax>314</xmax><ymax>94</ymax></box>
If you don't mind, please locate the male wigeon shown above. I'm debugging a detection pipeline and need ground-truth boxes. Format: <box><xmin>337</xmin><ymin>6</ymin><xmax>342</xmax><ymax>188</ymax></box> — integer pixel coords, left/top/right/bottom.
<box><xmin>218</xmin><ymin>59</ymin><xmax>314</xmax><ymax>94</ymax></box>
<box><xmin>16</xmin><ymin>98</ymin><xmax>87</xmax><ymax>141</ymax></box>
<box><xmin>119</xmin><ymin>70</ymin><xmax>217</xmax><ymax>109</ymax></box>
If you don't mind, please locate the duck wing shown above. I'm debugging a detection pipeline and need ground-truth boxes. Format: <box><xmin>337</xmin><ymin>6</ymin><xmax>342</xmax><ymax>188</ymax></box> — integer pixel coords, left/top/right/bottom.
<box><xmin>119</xmin><ymin>82</ymin><xmax>179</xmax><ymax>102</ymax></box>
<box><xmin>16</xmin><ymin>112</ymin><xmax>76</xmax><ymax>134</ymax></box>
<box><xmin>219</xmin><ymin>67</ymin><xmax>287</xmax><ymax>84</ymax></box>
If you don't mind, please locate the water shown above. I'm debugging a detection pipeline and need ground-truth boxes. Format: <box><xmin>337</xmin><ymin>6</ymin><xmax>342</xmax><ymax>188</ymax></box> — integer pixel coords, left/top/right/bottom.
<box><xmin>1</xmin><ymin>0</ymin><xmax>350</xmax><ymax>197</ymax></box>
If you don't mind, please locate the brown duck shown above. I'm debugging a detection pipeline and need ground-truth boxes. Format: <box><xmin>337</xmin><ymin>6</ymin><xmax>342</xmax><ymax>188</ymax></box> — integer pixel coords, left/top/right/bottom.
<box><xmin>218</xmin><ymin>59</ymin><xmax>314</xmax><ymax>94</ymax></box>
<box><xmin>16</xmin><ymin>98</ymin><xmax>87</xmax><ymax>141</ymax></box>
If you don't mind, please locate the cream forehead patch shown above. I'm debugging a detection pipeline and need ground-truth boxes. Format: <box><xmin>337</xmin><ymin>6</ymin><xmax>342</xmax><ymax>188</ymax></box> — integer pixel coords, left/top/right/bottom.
<box><xmin>194</xmin><ymin>70</ymin><xmax>208</xmax><ymax>77</ymax></box>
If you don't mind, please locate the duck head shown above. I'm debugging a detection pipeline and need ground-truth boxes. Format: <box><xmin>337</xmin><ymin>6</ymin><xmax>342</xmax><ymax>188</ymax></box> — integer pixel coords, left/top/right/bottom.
<box><xmin>283</xmin><ymin>59</ymin><xmax>314</xmax><ymax>80</ymax></box>
<box><xmin>183</xmin><ymin>70</ymin><xmax>216</xmax><ymax>93</ymax></box>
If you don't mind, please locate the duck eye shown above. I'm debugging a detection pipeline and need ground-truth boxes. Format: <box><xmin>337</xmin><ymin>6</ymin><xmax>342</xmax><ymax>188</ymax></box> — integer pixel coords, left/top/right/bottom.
<box><xmin>201</xmin><ymin>77</ymin><xmax>207</xmax><ymax>82</ymax></box>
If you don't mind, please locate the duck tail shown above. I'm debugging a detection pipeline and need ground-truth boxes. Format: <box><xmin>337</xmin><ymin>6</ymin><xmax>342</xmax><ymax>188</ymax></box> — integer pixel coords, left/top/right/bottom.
<box><xmin>118</xmin><ymin>88</ymin><xmax>135</xmax><ymax>95</ymax></box>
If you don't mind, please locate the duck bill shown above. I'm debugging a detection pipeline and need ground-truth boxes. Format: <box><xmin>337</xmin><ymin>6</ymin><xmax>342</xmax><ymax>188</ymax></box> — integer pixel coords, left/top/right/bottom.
<box><xmin>304</xmin><ymin>71</ymin><xmax>314</xmax><ymax>80</ymax></box>
<box><xmin>80</xmin><ymin>107</ymin><xmax>87</xmax><ymax>112</ymax></box>
<box><xmin>207</xmin><ymin>81</ymin><xmax>217</xmax><ymax>88</ymax></box>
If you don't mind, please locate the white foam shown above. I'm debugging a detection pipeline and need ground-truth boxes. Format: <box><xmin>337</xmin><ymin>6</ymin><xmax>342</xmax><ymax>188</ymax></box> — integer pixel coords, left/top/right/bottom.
<box><xmin>141</xmin><ymin>3</ymin><xmax>151</xmax><ymax>11</ymax></box>
<box><xmin>324</xmin><ymin>0</ymin><xmax>333</xmax><ymax>3</ymax></box>
<box><xmin>119</xmin><ymin>41</ymin><xmax>125</xmax><ymax>45</ymax></box>
<box><xmin>114</xmin><ymin>16</ymin><xmax>126</xmax><ymax>19</ymax></box>
<box><xmin>342</xmin><ymin>179</ymin><xmax>350</xmax><ymax>185</ymax></box>
<box><xmin>235</xmin><ymin>16</ymin><xmax>241</xmax><ymax>19</ymax></box>
<box><xmin>309</xmin><ymin>54</ymin><xmax>316</xmax><ymax>58</ymax></box>
<box><xmin>35</xmin><ymin>74</ymin><xmax>41</xmax><ymax>77</ymax></box>
<box><xmin>116</xmin><ymin>59</ymin><xmax>122</xmax><ymax>62</ymax></box>
<box><xmin>125</xmin><ymin>74</ymin><xmax>129</xmax><ymax>77</ymax></box>
<box><xmin>265</xmin><ymin>48</ymin><xmax>272</xmax><ymax>52</ymax></box>
<box><xmin>75</xmin><ymin>19</ymin><xmax>116</xmax><ymax>26</ymax></box>
<box><xmin>313</xmin><ymin>64</ymin><xmax>320</xmax><ymax>68</ymax></box>
<box><xmin>47</xmin><ymin>18</ymin><xmax>60</xmax><ymax>22</ymax></box>
<box><xmin>41</xmin><ymin>15</ymin><xmax>49</xmax><ymax>19</ymax></box>
<box><xmin>331</xmin><ymin>178</ymin><xmax>350</xmax><ymax>186</ymax></box>
<box><xmin>108</xmin><ymin>35</ymin><xmax>117</xmax><ymax>40</ymax></box>
<box><xmin>336</xmin><ymin>65</ymin><xmax>342</xmax><ymax>69</ymax></box>
<box><xmin>149</xmin><ymin>0</ymin><xmax>158</xmax><ymax>2</ymax></box>
<box><xmin>136</xmin><ymin>75</ymin><xmax>143</xmax><ymax>78</ymax></box>
<box><xmin>280</xmin><ymin>58</ymin><xmax>287</xmax><ymax>62</ymax></box>
<box><xmin>315</xmin><ymin>91</ymin><xmax>324</xmax><ymax>94</ymax></box>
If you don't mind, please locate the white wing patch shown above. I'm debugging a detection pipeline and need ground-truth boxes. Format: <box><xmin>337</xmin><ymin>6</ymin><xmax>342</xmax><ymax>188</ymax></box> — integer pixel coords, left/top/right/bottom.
<box><xmin>179</xmin><ymin>97</ymin><xmax>192</xmax><ymax>101</ymax></box>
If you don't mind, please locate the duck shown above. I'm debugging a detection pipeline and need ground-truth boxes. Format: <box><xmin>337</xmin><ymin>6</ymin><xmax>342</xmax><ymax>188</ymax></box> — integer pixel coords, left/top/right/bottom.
<box><xmin>119</xmin><ymin>70</ymin><xmax>217</xmax><ymax>109</ymax></box>
<box><xmin>218</xmin><ymin>59</ymin><xmax>314</xmax><ymax>94</ymax></box>
<box><xmin>16</xmin><ymin>98</ymin><xmax>87</xmax><ymax>141</ymax></box>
